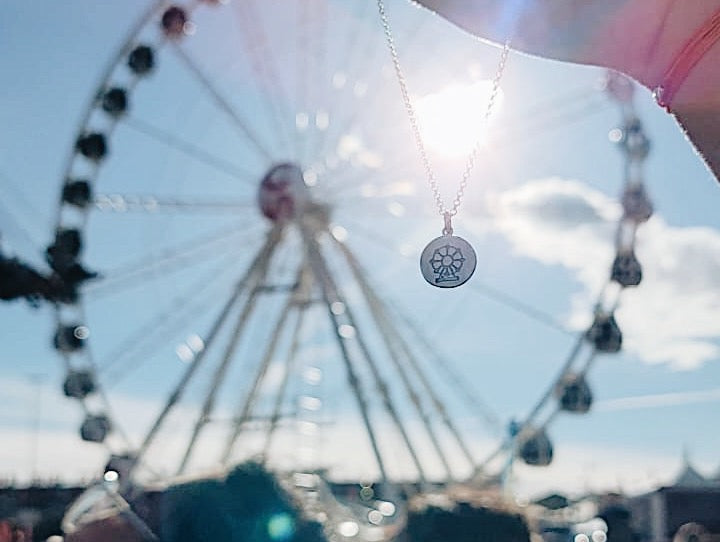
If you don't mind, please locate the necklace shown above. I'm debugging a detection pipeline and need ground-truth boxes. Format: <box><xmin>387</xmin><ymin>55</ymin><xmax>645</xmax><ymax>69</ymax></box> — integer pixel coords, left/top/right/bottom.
<box><xmin>376</xmin><ymin>0</ymin><xmax>510</xmax><ymax>288</ymax></box>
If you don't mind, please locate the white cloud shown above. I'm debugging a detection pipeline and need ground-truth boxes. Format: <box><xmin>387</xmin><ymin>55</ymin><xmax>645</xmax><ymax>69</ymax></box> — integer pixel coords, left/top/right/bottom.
<box><xmin>0</xmin><ymin>377</ymin><xmax>81</xmax><ymax>429</ymax></box>
<box><xmin>0</xmin><ymin>409</ymin><xmax>685</xmax><ymax>500</ymax></box>
<box><xmin>488</xmin><ymin>178</ymin><xmax>720</xmax><ymax>369</ymax></box>
<box><xmin>510</xmin><ymin>443</ymin><xmax>679</xmax><ymax>499</ymax></box>
<box><xmin>0</xmin><ymin>381</ymin><xmax>700</xmax><ymax>501</ymax></box>
<box><xmin>595</xmin><ymin>387</ymin><xmax>720</xmax><ymax>412</ymax></box>
<box><xmin>0</xmin><ymin>428</ymin><xmax>107</xmax><ymax>484</ymax></box>
<box><xmin>0</xmin><ymin>357</ymin><xmax>706</xmax><ymax>500</ymax></box>
<box><xmin>488</xmin><ymin>178</ymin><xmax>618</xmax><ymax>289</ymax></box>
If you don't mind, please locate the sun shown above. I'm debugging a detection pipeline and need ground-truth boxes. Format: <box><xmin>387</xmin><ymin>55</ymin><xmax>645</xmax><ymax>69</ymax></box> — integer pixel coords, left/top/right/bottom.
<box><xmin>415</xmin><ymin>80</ymin><xmax>503</xmax><ymax>159</ymax></box>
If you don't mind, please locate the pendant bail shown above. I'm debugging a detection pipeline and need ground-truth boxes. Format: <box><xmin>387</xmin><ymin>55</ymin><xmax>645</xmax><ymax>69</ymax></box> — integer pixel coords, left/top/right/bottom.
<box><xmin>442</xmin><ymin>212</ymin><xmax>453</xmax><ymax>236</ymax></box>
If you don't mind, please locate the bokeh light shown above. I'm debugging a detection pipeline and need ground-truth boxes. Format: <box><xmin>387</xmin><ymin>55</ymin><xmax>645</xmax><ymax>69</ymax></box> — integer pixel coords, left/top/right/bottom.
<box><xmin>267</xmin><ymin>512</ymin><xmax>295</xmax><ymax>541</ymax></box>
<box><xmin>337</xmin><ymin>520</ymin><xmax>360</xmax><ymax>537</ymax></box>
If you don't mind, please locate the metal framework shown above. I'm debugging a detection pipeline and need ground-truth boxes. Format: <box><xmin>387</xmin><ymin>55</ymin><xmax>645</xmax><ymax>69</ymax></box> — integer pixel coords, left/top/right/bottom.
<box><xmin>46</xmin><ymin>1</ymin><xmax>655</xmax><ymax>539</ymax></box>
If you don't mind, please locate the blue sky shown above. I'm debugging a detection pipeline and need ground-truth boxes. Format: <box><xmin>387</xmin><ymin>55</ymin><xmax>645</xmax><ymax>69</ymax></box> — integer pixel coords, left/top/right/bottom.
<box><xmin>1</xmin><ymin>0</ymin><xmax>719</xmax><ymax>499</ymax></box>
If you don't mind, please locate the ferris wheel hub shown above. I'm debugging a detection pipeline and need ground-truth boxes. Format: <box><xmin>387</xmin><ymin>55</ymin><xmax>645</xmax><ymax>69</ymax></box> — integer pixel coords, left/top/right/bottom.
<box><xmin>258</xmin><ymin>163</ymin><xmax>311</xmax><ymax>222</ymax></box>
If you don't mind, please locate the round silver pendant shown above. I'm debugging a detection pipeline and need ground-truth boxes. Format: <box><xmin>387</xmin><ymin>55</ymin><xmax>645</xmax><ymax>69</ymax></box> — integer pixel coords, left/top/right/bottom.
<box><xmin>420</xmin><ymin>234</ymin><xmax>477</xmax><ymax>288</ymax></box>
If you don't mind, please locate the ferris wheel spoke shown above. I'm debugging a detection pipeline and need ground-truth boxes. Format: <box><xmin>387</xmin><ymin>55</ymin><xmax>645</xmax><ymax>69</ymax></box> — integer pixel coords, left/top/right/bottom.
<box><xmin>338</xmin><ymin>216</ymin><xmax>417</xmax><ymax>258</ymax></box>
<box><xmin>294</xmin><ymin>2</ymin><xmax>311</xmax><ymax>163</ymax></box>
<box><xmin>321</xmin><ymin>129</ymin><xmax>401</xmax><ymax>196</ymax></box>
<box><xmin>323</xmin><ymin>16</ymin><xmax>428</xmax><ymax>163</ymax></box>
<box><xmin>0</xmin><ymin>198</ymin><xmax>44</xmax><ymax>256</ymax></box>
<box><xmin>472</xmin><ymin>332</ymin><xmax>587</xmax><ymax>478</ymax></box>
<box><xmin>325</xmin><ymin>95</ymin><xmax>607</xmax><ymax>205</ymax></box>
<box><xmin>343</xmin><ymin>215</ymin><xmax>577</xmax><ymax>340</ymax></box>
<box><xmin>467</xmin><ymin>282</ymin><xmax>573</xmax><ymax>337</ymax></box>
<box><xmin>332</xmin><ymin>189</ymin><xmax>419</xmax><ymax>208</ymax></box>
<box><xmin>0</xmin><ymin>168</ymin><xmax>49</xmax><ymax>250</ymax></box>
<box><xmin>171</xmin><ymin>43</ymin><xmax>274</xmax><ymax>163</ymax></box>
<box><xmin>93</xmin><ymin>193</ymin><xmax>254</xmax><ymax>213</ymax></box>
<box><xmin>497</xmin><ymin>96</ymin><xmax>608</xmax><ymax>145</ymax></box>
<box><xmin>84</xmin><ymin>221</ymin><xmax>260</xmax><ymax>299</ymax></box>
<box><xmin>320</xmin><ymin>158</ymin><xmax>411</xmax><ymax>199</ymax></box>
<box><xmin>336</xmin><ymin>167</ymin><xmax>409</xmax><ymax>197</ymax></box>
<box><xmin>324</xmin><ymin>89</ymin><xmax>605</xmax><ymax>202</ymax></box>
<box><xmin>363</xmin><ymin>96</ymin><xmax>606</xmax><ymax>195</ymax></box>
<box><xmin>329</xmin><ymin>184</ymin><xmax>422</xmax><ymax>213</ymax></box>
<box><xmin>177</xmin><ymin>226</ymin><xmax>282</xmax><ymax>473</ymax></box>
<box><xmin>99</xmin><ymin>251</ymin><xmax>243</xmax><ymax>385</ymax></box>
<box><xmin>311</xmin><ymin>1</ymin><xmax>363</xmax><ymax>164</ymax></box>
<box><xmin>322</xmin><ymin>159</ymin><xmax>417</xmax><ymax>202</ymax></box>
<box><xmin>220</xmin><ymin>265</ymin><xmax>310</xmax><ymax>465</ymax></box>
<box><xmin>493</xmin><ymin>96</ymin><xmax>610</xmax><ymax>150</ymax></box>
<box><xmin>320</xmin><ymin>130</ymin><xmax>434</xmax><ymax>202</ymax></box>
<box><xmin>232</xmin><ymin>0</ymin><xmax>295</xmax><ymax>158</ymax></box>
<box><xmin>389</xmin><ymin>305</ymin><xmax>504</xmax><ymax>436</ymax></box>
<box><xmin>313</xmin><ymin>7</ymin><xmax>380</xmax><ymax>164</ymax></box>
<box><xmin>302</xmin><ymin>0</ymin><xmax>330</xmax><ymax>166</ymax></box>
<box><xmin>123</xmin><ymin>116</ymin><xmax>257</xmax><ymax>181</ymax></box>
<box><xmin>133</xmin><ymin>225</ymin><xmax>283</xmax><ymax>469</ymax></box>
<box><xmin>501</xmin><ymin>85</ymin><xmax>602</xmax><ymax>128</ymax></box>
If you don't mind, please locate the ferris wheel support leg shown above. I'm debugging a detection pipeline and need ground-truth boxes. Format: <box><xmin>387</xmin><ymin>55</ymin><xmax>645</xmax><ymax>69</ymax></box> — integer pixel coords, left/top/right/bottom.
<box><xmin>261</xmin><ymin>280</ymin><xmax>312</xmax><ymax>461</ymax></box>
<box><xmin>220</xmin><ymin>264</ymin><xmax>314</xmax><ymax>466</ymax></box>
<box><xmin>377</xmin><ymin>310</ymin><xmax>478</xmax><ymax>475</ymax></box>
<box><xmin>334</xmin><ymin>239</ymin><xmax>458</xmax><ymax>483</ymax></box>
<box><xmin>176</xmin><ymin>227</ymin><xmax>282</xmax><ymax>475</ymax></box>
<box><xmin>314</xmin><ymin>246</ymin><xmax>431</xmax><ymax>484</ymax></box>
<box><xmin>340</xmin><ymin>301</ymin><xmax>430</xmax><ymax>484</ymax></box>
<box><xmin>301</xmin><ymin>223</ymin><xmax>390</xmax><ymax>484</ymax></box>
<box><xmin>130</xmin><ymin>225</ymin><xmax>283</xmax><ymax>477</ymax></box>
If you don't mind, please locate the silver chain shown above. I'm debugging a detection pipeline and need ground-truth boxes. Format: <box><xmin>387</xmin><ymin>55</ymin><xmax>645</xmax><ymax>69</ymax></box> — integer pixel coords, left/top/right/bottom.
<box><xmin>377</xmin><ymin>0</ymin><xmax>510</xmax><ymax>229</ymax></box>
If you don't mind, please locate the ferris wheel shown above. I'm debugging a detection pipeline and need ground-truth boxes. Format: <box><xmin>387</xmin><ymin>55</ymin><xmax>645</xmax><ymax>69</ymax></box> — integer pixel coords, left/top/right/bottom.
<box><xmin>47</xmin><ymin>0</ymin><xmax>655</xmax><ymax>539</ymax></box>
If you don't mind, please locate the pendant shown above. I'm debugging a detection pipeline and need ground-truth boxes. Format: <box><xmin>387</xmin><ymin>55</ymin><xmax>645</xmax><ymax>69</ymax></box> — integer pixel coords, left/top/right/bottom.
<box><xmin>420</xmin><ymin>234</ymin><xmax>477</xmax><ymax>288</ymax></box>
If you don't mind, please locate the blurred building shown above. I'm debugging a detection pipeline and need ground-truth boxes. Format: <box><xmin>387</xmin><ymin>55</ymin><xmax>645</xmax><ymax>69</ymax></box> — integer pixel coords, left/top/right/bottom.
<box><xmin>2</xmin><ymin>461</ymin><xmax>720</xmax><ymax>542</ymax></box>
<box><xmin>0</xmin><ymin>483</ymin><xmax>84</xmax><ymax>541</ymax></box>
<box><xmin>626</xmin><ymin>459</ymin><xmax>720</xmax><ymax>542</ymax></box>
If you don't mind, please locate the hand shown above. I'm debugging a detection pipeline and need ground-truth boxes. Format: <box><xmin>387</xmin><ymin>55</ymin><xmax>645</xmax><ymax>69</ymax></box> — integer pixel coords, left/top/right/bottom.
<box><xmin>413</xmin><ymin>0</ymin><xmax>719</xmax><ymax>88</ymax></box>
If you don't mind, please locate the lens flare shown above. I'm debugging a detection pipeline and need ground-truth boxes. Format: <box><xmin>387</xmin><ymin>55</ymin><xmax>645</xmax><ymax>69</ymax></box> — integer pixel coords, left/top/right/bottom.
<box><xmin>415</xmin><ymin>81</ymin><xmax>503</xmax><ymax>158</ymax></box>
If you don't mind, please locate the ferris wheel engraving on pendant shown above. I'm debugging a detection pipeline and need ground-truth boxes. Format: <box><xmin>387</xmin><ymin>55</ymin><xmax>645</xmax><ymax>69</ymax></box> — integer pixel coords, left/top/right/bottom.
<box><xmin>420</xmin><ymin>234</ymin><xmax>477</xmax><ymax>288</ymax></box>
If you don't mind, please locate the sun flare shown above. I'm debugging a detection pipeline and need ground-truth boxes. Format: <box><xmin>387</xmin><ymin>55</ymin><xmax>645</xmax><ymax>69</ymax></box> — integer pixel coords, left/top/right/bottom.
<box><xmin>415</xmin><ymin>80</ymin><xmax>503</xmax><ymax>159</ymax></box>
